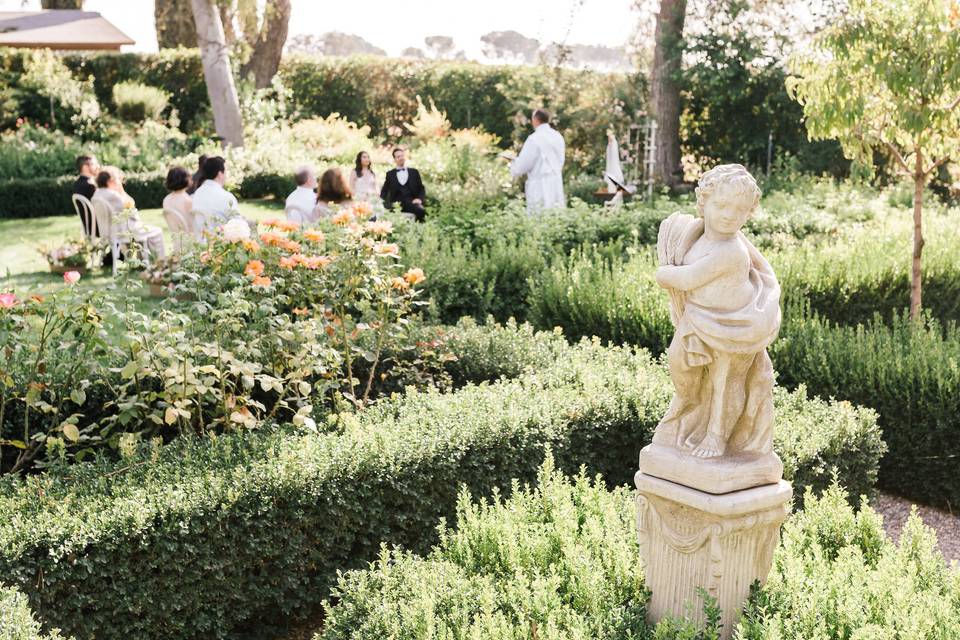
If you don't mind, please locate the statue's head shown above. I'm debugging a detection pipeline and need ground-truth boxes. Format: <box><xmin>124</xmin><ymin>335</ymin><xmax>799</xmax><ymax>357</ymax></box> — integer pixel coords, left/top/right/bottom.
<box><xmin>695</xmin><ymin>164</ymin><xmax>761</xmax><ymax>234</ymax></box>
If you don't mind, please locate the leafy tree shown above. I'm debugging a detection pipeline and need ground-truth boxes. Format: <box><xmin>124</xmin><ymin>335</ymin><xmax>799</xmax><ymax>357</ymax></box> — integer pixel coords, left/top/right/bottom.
<box><xmin>425</xmin><ymin>35</ymin><xmax>464</xmax><ymax>60</ymax></box>
<box><xmin>789</xmin><ymin>0</ymin><xmax>960</xmax><ymax>317</ymax></box>
<box><xmin>481</xmin><ymin>30</ymin><xmax>541</xmax><ymax>64</ymax></box>
<box><xmin>155</xmin><ymin>0</ymin><xmax>196</xmax><ymax>48</ymax></box>
<box><xmin>287</xmin><ymin>32</ymin><xmax>386</xmax><ymax>57</ymax></box>
<box><xmin>681</xmin><ymin>1</ymin><xmax>846</xmax><ymax>175</ymax></box>
<box><xmin>40</xmin><ymin>0</ymin><xmax>83</xmax><ymax>8</ymax></box>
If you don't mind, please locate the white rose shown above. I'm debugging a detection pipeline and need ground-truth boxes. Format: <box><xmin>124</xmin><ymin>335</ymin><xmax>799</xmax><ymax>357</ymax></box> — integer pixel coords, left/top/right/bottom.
<box><xmin>222</xmin><ymin>217</ymin><xmax>251</xmax><ymax>243</ymax></box>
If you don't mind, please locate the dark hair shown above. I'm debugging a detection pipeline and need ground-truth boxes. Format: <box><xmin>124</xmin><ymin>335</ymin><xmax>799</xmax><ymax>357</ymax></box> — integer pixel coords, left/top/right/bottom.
<box><xmin>95</xmin><ymin>170</ymin><xmax>112</xmax><ymax>188</ymax></box>
<box><xmin>355</xmin><ymin>151</ymin><xmax>373</xmax><ymax>178</ymax></box>
<box><xmin>318</xmin><ymin>168</ymin><xmax>353</xmax><ymax>203</ymax></box>
<box><xmin>197</xmin><ymin>154</ymin><xmax>209</xmax><ymax>171</ymax></box>
<box><xmin>391</xmin><ymin>146</ymin><xmax>405</xmax><ymax>158</ymax></box>
<box><xmin>294</xmin><ymin>166</ymin><xmax>314</xmax><ymax>187</ymax></box>
<box><xmin>76</xmin><ymin>155</ymin><xmax>96</xmax><ymax>173</ymax></box>
<box><xmin>165</xmin><ymin>166</ymin><xmax>191</xmax><ymax>192</ymax></box>
<box><xmin>200</xmin><ymin>156</ymin><xmax>226</xmax><ymax>182</ymax></box>
<box><xmin>532</xmin><ymin>108</ymin><xmax>551</xmax><ymax>124</ymax></box>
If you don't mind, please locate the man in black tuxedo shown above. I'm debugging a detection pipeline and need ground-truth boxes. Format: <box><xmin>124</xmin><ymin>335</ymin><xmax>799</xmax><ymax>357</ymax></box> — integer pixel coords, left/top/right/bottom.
<box><xmin>380</xmin><ymin>147</ymin><xmax>426</xmax><ymax>222</ymax></box>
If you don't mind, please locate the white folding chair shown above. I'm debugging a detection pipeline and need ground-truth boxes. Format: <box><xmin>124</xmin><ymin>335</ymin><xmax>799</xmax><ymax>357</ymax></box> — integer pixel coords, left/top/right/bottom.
<box><xmin>285</xmin><ymin>205</ymin><xmax>307</xmax><ymax>225</ymax></box>
<box><xmin>191</xmin><ymin>209</ymin><xmax>219</xmax><ymax>238</ymax></box>
<box><xmin>163</xmin><ymin>208</ymin><xmax>195</xmax><ymax>254</ymax></box>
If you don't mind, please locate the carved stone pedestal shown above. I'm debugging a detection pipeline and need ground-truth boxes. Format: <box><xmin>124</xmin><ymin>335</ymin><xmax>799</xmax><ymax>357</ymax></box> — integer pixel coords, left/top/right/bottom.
<box><xmin>634</xmin><ymin>472</ymin><xmax>792</xmax><ymax>638</ymax></box>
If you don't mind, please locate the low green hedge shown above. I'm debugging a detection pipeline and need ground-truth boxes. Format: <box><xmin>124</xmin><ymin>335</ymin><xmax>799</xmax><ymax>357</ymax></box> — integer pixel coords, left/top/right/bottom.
<box><xmin>0</xmin><ymin>173</ymin><xmax>166</xmax><ymax>219</ymax></box>
<box><xmin>773</xmin><ymin>310</ymin><xmax>960</xmax><ymax>508</ymax></box>
<box><xmin>320</xmin><ymin>462</ymin><xmax>960</xmax><ymax>640</ymax></box>
<box><xmin>0</xmin><ymin>585</ymin><xmax>68</xmax><ymax>640</ymax></box>
<box><xmin>0</xmin><ymin>326</ymin><xmax>882</xmax><ymax>640</ymax></box>
<box><xmin>527</xmin><ymin>246</ymin><xmax>960</xmax><ymax>508</ymax></box>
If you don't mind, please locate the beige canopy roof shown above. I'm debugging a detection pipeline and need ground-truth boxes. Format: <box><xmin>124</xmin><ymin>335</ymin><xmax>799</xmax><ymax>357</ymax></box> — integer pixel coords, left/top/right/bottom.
<box><xmin>0</xmin><ymin>10</ymin><xmax>135</xmax><ymax>51</ymax></box>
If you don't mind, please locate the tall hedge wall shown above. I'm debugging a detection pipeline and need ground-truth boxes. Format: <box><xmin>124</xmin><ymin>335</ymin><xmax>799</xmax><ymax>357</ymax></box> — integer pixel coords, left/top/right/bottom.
<box><xmin>0</xmin><ymin>49</ymin><xmax>645</xmax><ymax>157</ymax></box>
<box><xmin>0</xmin><ymin>325</ymin><xmax>882</xmax><ymax>640</ymax></box>
<box><xmin>0</xmin><ymin>585</ymin><xmax>68</xmax><ymax>640</ymax></box>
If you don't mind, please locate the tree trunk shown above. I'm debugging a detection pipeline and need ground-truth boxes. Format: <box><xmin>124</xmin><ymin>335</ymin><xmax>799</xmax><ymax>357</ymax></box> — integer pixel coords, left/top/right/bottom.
<box><xmin>650</xmin><ymin>0</ymin><xmax>687</xmax><ymax>188</ymax></box>
<box><xmin>239</xmin><ymin>0</ymin><xmax>292</xmax><ymax>89</ymax></box>
<box><xmin>190</xmin><ymin>0</ymin><xmax>244</xmax><ymax>148</ymax></box>
<box><xmin>910</xmin><ymin>150</ymin><xmax>925</xmax><ymax>319</ymax></box>
<box><xmin>156</xmin><ymin>0</ymin><xmax>197</xmax><ymax>49</ymax></box>
<box><xmin>41</xmin><ymin>0</ymin><xmax>83</xmax><ymax>8</ymax></box>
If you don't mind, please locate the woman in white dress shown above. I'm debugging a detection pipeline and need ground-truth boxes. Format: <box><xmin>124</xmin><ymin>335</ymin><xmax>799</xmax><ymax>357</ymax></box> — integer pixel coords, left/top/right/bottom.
<box><xmin>348</xmin><ymin>151</ymin><xmax>378</xmax><ymax>202</ymax></box>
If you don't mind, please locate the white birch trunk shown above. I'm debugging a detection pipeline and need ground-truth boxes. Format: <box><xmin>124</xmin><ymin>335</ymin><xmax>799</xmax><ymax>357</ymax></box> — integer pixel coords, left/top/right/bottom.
<box><xmin>190</xmin><ymin>0</ymin><xmax>244</xmax><ymax>148</ymax></box>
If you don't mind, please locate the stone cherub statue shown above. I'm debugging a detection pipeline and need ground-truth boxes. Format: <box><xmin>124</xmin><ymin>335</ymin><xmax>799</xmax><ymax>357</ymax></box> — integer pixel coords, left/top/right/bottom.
<box><xmin>650</xmin><ymin>164</ymin><xmax>781</xmax><ymax>469</ymax></box>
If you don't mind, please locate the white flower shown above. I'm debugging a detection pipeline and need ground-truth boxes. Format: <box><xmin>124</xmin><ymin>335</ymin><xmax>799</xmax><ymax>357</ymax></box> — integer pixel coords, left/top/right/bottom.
<box><xmin>222</xmin><ymin>217</ymin><xmax>251</xmax><ymax>243</ymax></box>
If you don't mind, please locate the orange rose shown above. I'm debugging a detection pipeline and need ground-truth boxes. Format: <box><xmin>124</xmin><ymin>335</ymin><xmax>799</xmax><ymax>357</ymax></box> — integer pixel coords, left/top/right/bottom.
<box><xmin>292</xmin><ymin>307</ymin><xmax>309</xmax><ymax>316</ymax></box>
<box><xmin>251</xmin><ymin>275</ymin><xmax>272</xmax><ymax>287</ymax></box>
<box><xmin>390</xmin><ymin>277</ymin><xmax>410</xmax><ymax>290</ymax></box>
<box><xmin>364</xmin><ymin>220</ymin><xmax>393</xmax><ymax>236</ymax></box>
<box><xmin>260</xmin><ymin>232</ymin><xmax>284</xmax><ymax>247</ymax></box>
<box><xmin>352</xmin><ymin>201</ymin><xmax>373</xmax><ymax>218</ymax></box>
<box><xmin>279</xmin><ymin>255</ymin><xmax>298</xmax><ymax>270</ymax></box>
<box><xmin>304</xmin><ymin>255</ymin><xmax>333</xmax><ymax>270</ymax></box>
<box><xmin>373</xmin><ymin>242</ymin><xmax>400</xmax><ymax>257</ymax></box>
<box><xmin>331</xmin><ymin>210</ymin><xmax>354</xmax><ymax>226</ymax></box>
<box><xmin>263</xmin><ymin>218</ymin><xmax>300</xmax><ymax>232</ymax></box>
<box><xmin>244</xmin><ymin>259</ymin><xmax>265</xmax><ymax>277</ymax></box>
<box><xmin>303</xmin><ymin>229</ymin><xmax>325</xmax><ymax>243</ymax></box>
<box><xmin>403</xmin><ymin>267</ymin><xmax>426</xmax><ymax>285</ymax></box>
<box><xmin>242</xmin><ymin>239</ymin><xmax>261</xmax><ymax>252</ymax></box>
<box><xmin>283</xmin><ymin>240</ymin><xmax>302</xmax><ymax>253</ymax></box>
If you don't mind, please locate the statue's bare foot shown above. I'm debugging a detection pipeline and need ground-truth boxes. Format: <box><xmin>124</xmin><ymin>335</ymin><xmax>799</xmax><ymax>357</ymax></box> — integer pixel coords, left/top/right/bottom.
<box><xmin>692</xmin><ymin>433</ymin><xmax>726</xmax><ymax>458</ymax></box>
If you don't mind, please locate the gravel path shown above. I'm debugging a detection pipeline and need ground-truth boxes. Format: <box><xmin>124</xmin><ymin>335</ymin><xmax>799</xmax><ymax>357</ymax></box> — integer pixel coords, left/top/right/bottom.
<box><xmin>874</xmin><ymin>492</ymin><xmax>960</xmax><ymax>565</ymax></box>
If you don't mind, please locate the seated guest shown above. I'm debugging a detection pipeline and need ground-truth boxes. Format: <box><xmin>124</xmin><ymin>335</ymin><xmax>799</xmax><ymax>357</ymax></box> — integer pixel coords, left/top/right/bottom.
<box><xmin>285</xmin><ymin>165</ymin><xmax>319</xmax><ymax>224</ymax></box>
<box><xmin>73</xmin><ymin>154</ymin><xmax>111</xmax><ymax>266</ymax></box>
<box><xmin>187</xmin><ymin>154</ymin><xmax>208</xmax><ymax>195</ymax></box>
<box><xmin>314</xmin><ymin>168</ymin><xmax>354</xmax><ymax>218</ymax></box>
<box><xmin>349</xmin><ymin>151</ymin><xmax>378</xmax><ymax>202</ymax></box>
<box><xmin>163</xmin><ymin>166</ymin><xmax>193</xmax><ymax>218</ymax></box>
<box><xmin>380</xmin><ymin>147</ymin><xmax>426</xmax><ymax>222</ymax></box>
<box><xmin>162</xmin><ymin>166</ymin><xmax>195</xmax><ymax>248</ymax></box>
<box><xmin>73</xmin><ymin>154</ymin><xmax>99</xmax><ymax>202</ymax></box>
<box><xmin>190</xmin><ymin>156</ymin><xmax>239</xmax><ymax>231</ymax></box>
<box><xmin>92</xmin><ymin>166</ymin><xmax>165</xmax><ymax>261</ymax></box>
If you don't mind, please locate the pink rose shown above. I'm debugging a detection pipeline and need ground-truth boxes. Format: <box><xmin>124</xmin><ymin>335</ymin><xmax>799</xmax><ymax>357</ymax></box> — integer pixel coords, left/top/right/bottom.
<box><xmin>63</xmin><ymin>271</ymin><xmax>81</xmax><ymax>285</ymax></box>
<box><xmin>0</xmin><ymin>293</ymin><xmax>16</xmax><ymax>308</ymax></box>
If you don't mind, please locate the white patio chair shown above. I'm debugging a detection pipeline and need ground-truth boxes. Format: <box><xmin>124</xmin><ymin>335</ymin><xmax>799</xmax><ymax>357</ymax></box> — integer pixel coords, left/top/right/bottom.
<box><xmin>91</xmin><ymin>199</ymin><xmax>135</xmax><ymax>277</ymax></box>
<box><xmin>72</xmin><ymin>194</ymin><xmax>105</xmax><ymax>265</ymax></box>
<box><xmin>163</xmin><ymin>208</ymin><xmax>196</xmax><ymax>254</ymax></box>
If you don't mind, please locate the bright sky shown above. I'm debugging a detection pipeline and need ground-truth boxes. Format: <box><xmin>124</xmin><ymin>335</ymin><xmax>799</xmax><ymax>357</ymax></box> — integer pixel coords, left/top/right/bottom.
<box><xmin>1</xmin><ymin>0</ymin><xmax>639</xmax><ymax>56</ymax></box>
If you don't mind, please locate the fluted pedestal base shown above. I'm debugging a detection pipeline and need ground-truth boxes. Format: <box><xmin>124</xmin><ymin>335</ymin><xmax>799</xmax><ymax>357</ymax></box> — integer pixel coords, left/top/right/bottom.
<box><xmin>634</xmin><ymin>472</ymin><xmax>791</xmax><ymax>638</ymax></box>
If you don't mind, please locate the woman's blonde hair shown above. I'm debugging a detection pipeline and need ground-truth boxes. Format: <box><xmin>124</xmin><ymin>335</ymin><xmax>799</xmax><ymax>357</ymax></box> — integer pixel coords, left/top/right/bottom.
<box><xmin>695</xmin><ymin>164</ymin><xmax>761</xmax><ymax>217</ymax></box>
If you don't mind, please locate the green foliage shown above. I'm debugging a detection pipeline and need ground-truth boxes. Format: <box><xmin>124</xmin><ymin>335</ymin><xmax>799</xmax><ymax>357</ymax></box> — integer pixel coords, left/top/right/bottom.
<box><xmin>738</xmin><ymin>484</ymin><xmax>960</xmax><ymax>638</ymax></box>
<box><xmin>789</xmin><ymin>0</ymin><xmax>960</xmax><ymax>173</ymax></box>
<box><xmin>321</xmin><ymin>465</ymin><xmax>957</xmax><ymax>640</ymax></box>
<box><xmin>0</xmin><ymin>325</ymin><xmax>882</xmax><ymax>640</ymax></box>
<box><xmin>111</xmin><ymin>82</ymin><xmax>171</xmax><ymax>123</ymax></box>
<box><xmin>681</xmin><ymin>4</ymin><xmax>847</xmax><ymax>176</ymax></box>
<box><xmin>0</xmin><ymin>585</ymin><xmax>68</xmax><ymax>640</ymax></box>
<box><xmin>773</xmin><ymin>309</ymin><xmax>960</xmax><ymax>508</ymax></box>
<box><xmin>0</xmin><ymin>173</ymin><xmax>168</xmax><ymax>219</ymax></box>
<box><xmin>17</xmin><ymin>50</ymin><xmax>100</xmax><ymax>135</ymax></box>
<box><xmin>321</xmin><ymin>458</ymin><xmax>650</xmax><ymax>639</ymax></box>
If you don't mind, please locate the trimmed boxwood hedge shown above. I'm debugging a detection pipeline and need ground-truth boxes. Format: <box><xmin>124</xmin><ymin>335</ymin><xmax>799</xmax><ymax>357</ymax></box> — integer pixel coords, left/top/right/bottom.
<box><xmin>0</xmin><ymin>585</ymin><xmax>68</xmax><ymax>640</ymax></box>
<box><xmin>0</xmin><ymin>173</ymin><xmax>167</xmax><ymax>219</ymax></box>
<box><xmin>0</xmin><ymin>327</ymin><xmax>883</xmax><ymax>640</ymax></box>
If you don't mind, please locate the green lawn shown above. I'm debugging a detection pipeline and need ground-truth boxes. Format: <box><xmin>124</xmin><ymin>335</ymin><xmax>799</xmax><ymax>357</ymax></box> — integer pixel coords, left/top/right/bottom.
<box><xmin>0</xmin><ymin>200</ymin><xmax>284</xmax><ymax>297</ymax></box>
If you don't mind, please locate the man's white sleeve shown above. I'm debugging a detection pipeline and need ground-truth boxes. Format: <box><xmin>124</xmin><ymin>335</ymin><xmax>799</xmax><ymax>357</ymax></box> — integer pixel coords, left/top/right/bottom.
<box><xmin>510</xmin><ymin>137</ymin><xmax>537</xmax><ymax>178</ymax></box>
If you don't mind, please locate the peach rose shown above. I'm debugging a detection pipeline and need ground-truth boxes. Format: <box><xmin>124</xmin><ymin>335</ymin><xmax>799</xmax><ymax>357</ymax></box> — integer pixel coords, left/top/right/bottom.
<box><xmin>403</xmin><ymin>267</ymin><xmax>426</xmax><ymax>285</ymax></box>
<box><xmin>251</xmin><ymin>275</ymin><xmax>272</xmax><ymax>287</ymax></box>
<box><xmin>244</xmin><ymin>259</ymin><xmax>265</xmax><ymax>277</ymax></box>
<box><xmin>303</xmin><ymin>229</ymin><xmax>325</xmax><ymax>243</ymax></box>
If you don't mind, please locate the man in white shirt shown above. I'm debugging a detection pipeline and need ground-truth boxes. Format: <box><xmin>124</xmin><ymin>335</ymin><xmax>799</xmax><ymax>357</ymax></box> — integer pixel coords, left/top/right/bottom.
<box><xmin>509</xmin><ymin>108</ymin><xmax>566</xmax><ymax>213</ymax></box>
<box><xmin>285</xmin><ymin>165</ymin><xmax>319</xmax><ymax>224</ymax></box>
<box><xmin>190</xmin><ymin>156</ymin><xmax>240</xmax><ymax>232</ymax></box>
